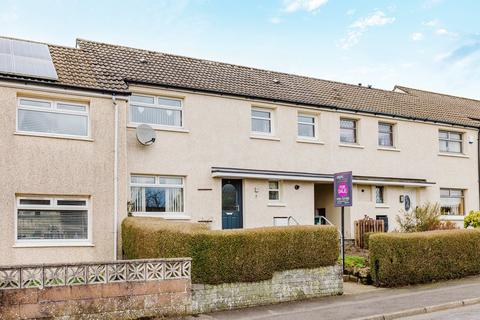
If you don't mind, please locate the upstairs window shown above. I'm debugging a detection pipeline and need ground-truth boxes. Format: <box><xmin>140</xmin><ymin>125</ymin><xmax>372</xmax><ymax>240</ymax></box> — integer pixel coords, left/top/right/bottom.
<box><xmin>268</xmin><ymin>181</ymin><xmax>281</xmax><ymax>201</ymax></box>
<box><xmin>130</xmin><ymin>94</ymin><xmax>183</xmax><ymax>127</ymax></box>
<box><xmin>440</xmin><ymin>188</ymin><xmax>465</xmax><ymax>215</ymax></box>
<box><xmin>16</xmin><ymin>196</ymin><xmax>89</xmax><ymax>243</ymax></box>
<box><xmin>439</xmin><ymin>130</ymin><xmax>462</xmax><ymax>153</ymax></box>
<box><xmin>340</xmin><ymin>118</ymin><xmax>357</xmax><ymax>144</ymax></box>
<box><xmin>17</xmin><ymin>98</ymin><xmax>89</xmax><ymax>137</ymax></box>
<box><xmin>130</xmin><ymin>175</ymin><xmax>184</xmax><ymax>215</ymax></box>
<box><xmin>251</xmin><ymin>108</ymin><xmax>272</xmax><ymax>134</ymax></box>
<box><xmin>298</xmin><ymin>114</ymin><xmax>316</xmax><ymax>138</ymax></box>
<box><xmin>378</xmin><ymin>122</ymin><xmax>394</xmax><ymax>147</ymax></box>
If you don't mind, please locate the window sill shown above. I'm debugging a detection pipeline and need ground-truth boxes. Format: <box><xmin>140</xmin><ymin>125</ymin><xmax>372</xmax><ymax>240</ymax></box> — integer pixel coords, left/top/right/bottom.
<box><xmin>250</xmin><ymin>135</ymin><xmax>280</xmax><ymax>141</ymax></box>
<box><xmin>377</xmin><ymin>147</ymin><xmax>400</xmax><ymax>152</ymax></box>
<box><xmin>375</xmin><ymin>204</ymin><xmax>390</xmax><ymax>208</ymax></box>
<box><xmin>127</xmin><ymin>124</ymin><xmax>189</xmax><ymax>133</ymax></box>
<box><xmin>14</xmin><ymin>132</ymin><xmax>93</xmax><ymax>142</ymax></box>
<box><xmin>440</xmin><ymin>215</ymin><xmax>465</xmax><ymax>221</ymax></box>
<box><xmin>268</xmin><ymin>202</ymin><xmax>287</xmax><ymax>207</ymax></box>
<box><xmin>438</xmin><ymin>152</ymin><xmax>469</xmax><ymax>159</ymax></box>
<box><xmin>13</xmin><ymin>242</ymin><xmax>94</xmax><ymax>248</ymax></box>
<box><xmin>296</xmin><ymin>138</ymin><xmax>325</xmax><ymax>145</ymax></box>
<box><xmin>339</xmin><ymin>143</ymin><xmax>365</xmax><ymax>149</ymax></box>
<box><xmin>132</xmin><ymin>213</ymin><xmax>191</xmax><ymax>220</ymax></box>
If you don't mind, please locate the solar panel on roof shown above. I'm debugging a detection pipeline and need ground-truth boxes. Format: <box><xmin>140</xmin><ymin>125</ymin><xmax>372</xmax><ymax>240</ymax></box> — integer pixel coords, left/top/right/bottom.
<box><xmin>0</xmin><ymin>37</ymin><xmax>58</xmax><ymax>80</ymax></box>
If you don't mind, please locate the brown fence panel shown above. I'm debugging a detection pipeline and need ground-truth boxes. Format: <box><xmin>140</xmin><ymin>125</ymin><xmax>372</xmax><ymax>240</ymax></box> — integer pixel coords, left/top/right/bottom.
<box><xmin>354</xmin><ymin>217</ymin><xmax>385</xmax><ymax>248</ymax></box>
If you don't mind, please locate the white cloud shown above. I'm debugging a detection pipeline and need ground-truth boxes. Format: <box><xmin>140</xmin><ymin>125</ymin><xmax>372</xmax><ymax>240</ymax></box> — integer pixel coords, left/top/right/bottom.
<box><xmin>436</xmin><ymin>28</ymin><xmax>458</xmax><ymax>37</ymax></box>
<box><xmin>346</xmin><ymin>9</ymin><xmax>356</xmax><ymax>16</ymax></box>
<box><xmin>283</xmin><ymin>0</ymin><xmax>328</xmax><ymax>13</ymax></box>
<box><xmin>411</xmin><ymin>32</ymin><xmax>424</xmax><ymax>41</ymax></box>
<box><xmin>269</xmin><ymin>17</ymin><xmax>281</xmax><ymax>24</ymax></box>
<box><xmin>423</xmin><ymin>19</ymin><xmax>439</xmax><ymax>27</ymax></box>
<box><xmin>339</xmin><ymin>10</ymin><xmax>396</xmax><ymax>49</ymax></box>
<box><xmin>339</xmin><ymin>30</ymin><xmax>362</xmax><ymax>49</ymax></box>
<box><xmin>350</xmin><ymin>10</ymin><xmax>396</xmax><ymax>29</ymax></box>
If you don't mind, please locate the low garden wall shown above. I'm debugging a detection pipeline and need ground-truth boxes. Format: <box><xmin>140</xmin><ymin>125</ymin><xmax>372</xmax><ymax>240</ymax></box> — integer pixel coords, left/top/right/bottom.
<box><xmin>122</xmin><ymin>217</ymin><xmax>342</xmax><ymax>312</ymax></box>
<box><xmin>0</xmin><ymin>258</ymin><xmax>191</xmax><ymax>319</ymax></box>
<box><xmin>192</xmin><ymin>265</ymin><xmax>342</xmax><ymax>314</ymax></box>
<box><xmin>370</xmin><ymin>229</ymin><xmax>480</xmax><ymax>287</ymax></box>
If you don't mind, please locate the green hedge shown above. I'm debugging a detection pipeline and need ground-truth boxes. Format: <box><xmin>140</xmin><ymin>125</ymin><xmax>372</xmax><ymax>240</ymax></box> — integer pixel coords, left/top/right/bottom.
<box><xmin>370</xmin><ymin>229</ymin><xmax>480</xmax><ymax>287</ymax></box>
<box><xmin>122</xmin><ymin>217</ymin><xmax>339</xmax><ymax>284</ymax></box>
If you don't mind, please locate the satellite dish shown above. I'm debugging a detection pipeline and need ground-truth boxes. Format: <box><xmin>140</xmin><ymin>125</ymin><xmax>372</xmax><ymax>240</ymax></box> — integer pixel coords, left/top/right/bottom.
<box><xmin>136</xmin><ymin>124</ymin><xmax>156</xmax><ymax>146</ymax></box>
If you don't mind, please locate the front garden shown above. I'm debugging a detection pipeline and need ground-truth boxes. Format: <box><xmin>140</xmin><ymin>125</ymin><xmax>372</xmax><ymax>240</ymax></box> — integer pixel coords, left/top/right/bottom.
<box><xmin>348</xmin><ymin>204</ymin><xmax>480</xmax><ymax>287</ymax></box>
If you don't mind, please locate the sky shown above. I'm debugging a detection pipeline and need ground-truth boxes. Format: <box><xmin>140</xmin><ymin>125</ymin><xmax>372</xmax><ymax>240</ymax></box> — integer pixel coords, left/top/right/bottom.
<box><xmin>1</xmin><ymin>0</ymin><xmax>480</xmax><ymax>99</ymax></box>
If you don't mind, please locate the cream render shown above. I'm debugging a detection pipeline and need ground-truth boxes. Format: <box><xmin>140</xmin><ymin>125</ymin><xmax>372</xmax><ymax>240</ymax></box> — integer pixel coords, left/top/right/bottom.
<box><xmin>1</xmin><ymin>37</ymin><xmax>479</xmax><ymax>266</ymax></box>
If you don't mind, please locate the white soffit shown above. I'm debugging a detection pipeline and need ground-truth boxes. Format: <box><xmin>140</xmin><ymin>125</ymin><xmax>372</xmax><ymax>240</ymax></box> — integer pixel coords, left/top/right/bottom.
<box><xmin>0</xmin><ymin>37</ymin><xmax>58</xmax><ymax>80</ymax></box>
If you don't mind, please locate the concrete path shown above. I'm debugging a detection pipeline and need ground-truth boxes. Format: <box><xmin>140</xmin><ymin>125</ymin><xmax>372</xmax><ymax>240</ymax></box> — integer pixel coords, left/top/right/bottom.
<box><xmin>190</xmin><ymin>277</ymin><xmax>480</xmax><ymax>320</ymax></box>
<box><xmin>400</xmin><ymin>303</ymin><xmax>480</xmax><ymax>320</ymax></box>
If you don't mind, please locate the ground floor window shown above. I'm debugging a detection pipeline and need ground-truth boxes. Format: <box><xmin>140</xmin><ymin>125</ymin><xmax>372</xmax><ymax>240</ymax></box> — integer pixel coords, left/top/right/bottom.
<box><xmin>440</xmin><ymin>188</ymin><xmax>465</xmax><ymax>215</ymax></box>
<box><xmin>16</xmin><ymin>196</ymin><xmax>89</xmax><ymax>242</ymax></box>
<box><xmin>130</xmin><ymin>175</ymin><xmax>184</xmax><ymax>215</ymax></box>
<box><xmin>268</xmin><ymin>181</ymin><xmax>281</xmax><ymax>201</ymax></box>
<box><xmin>375</xmin><ymin>186</ymin><xmax>384</xmax><ymax>204</ymax></box>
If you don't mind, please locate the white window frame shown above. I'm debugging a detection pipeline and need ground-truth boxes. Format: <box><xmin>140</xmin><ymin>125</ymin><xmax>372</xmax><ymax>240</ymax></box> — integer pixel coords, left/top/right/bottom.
<box><xmin>378</xmin><ymin>122</ymin><xmax>395</xmax><ymax>147</ymax></box>
<box><xmin>128</xmin><ymin>94</ymin><xmax>184</xmax><ymax>129</ymax></box>
<box><xmin>375</xmin><ymin>186</ymin><xmax>385</xmax><ymax>204</ymax></box>
<box><xmin>439</xmin><ymin>130</ymin><xmax>463</xmax><ymax>154</ymax></box>
<box><xmin>440</xmin><ymin>188</ymin><xmax>465</xmax><ymax>216</ymax></box>
<box><xmin>14</xmin><ymin>195</ymin><xmax>92</xmax><ymax>247</ymax></box>
<box><xmin>129</xmin><ymin>174</ymin><xmax>188</xmax><ymax>219</ymax></box>
<box><xmin>297</xmin><ymin>113</ymin><xmax>317</xmax><ymax>139</ymax></box>
<box><xmin>340</xmin><ymin>118</ymin><xmax>358</xmax><ymax>144</ymax></box>
<box><xmin>16</xmin><ymin>97</ymin><xmax>90</xmax><ymax>139</ymax></box>
<box><xmin>251</xmin><ymin>107</ymin><xmax>274</xmax><ymax>136</ymax></box>
<box><xmin>268</xmin><ymin>180</ymin><xmax>281</xmax><ymax>201</ymax></box>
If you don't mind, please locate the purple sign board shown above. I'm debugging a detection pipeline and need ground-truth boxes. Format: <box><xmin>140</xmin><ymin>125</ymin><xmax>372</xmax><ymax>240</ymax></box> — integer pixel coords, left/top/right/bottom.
<box><xmin>334</xmin><ymin>171</ymin><xmax>353</xmax><ymax>207</ymax></box>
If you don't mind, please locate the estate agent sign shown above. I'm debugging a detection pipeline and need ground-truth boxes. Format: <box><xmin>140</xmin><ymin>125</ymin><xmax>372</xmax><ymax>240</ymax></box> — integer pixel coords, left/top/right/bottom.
<box><xmin>334</xmin><ymin>171</ymin><xmax>353</xmax><ymax>207</ymax></box>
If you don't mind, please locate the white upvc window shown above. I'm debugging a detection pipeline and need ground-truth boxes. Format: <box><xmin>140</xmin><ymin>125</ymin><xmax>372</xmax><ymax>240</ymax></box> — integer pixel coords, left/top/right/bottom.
<box><xmin>440</xmin><ymin>188</ymin><xmax>465</xmax><ymax>216</ymax></box>
<box><xmin>129</xmin><ymin>94</ymin><xmax>183</xmax><ymax>128</ymax></box>
<box><xmin>268</xmin><ymin>180</ymin><xmax>281</xmax><ymax>201</ymax></box>
<box><xmin>375</xmin><ymin>186</ymin><xmax>385</xmax><ymax>204</ymax></box>
<box><xmin>16</xmin><ymin>196</ymin><xmax>90</xmax><ymax>245</ymax></box>
<box><xmin>298</xmin><ymin>113</ymin><xmax>316</xmax><ymax>138</ymax></box>
<box><xmin>439</xmin><ymin>130</ymin><xmax>463</xmax><ymax>153</ymax></box>
<box><xmin>17</xmin><ymin>98</ymin><xmax>89</xmax><ymax>138</ymax></box>
<box><xmin>130</xmin><ymin>175</ymin><xmax>185</xmax><ymax>217</ymax></box>
<box><xmin>340</xmin><ymin>118</ymin><xmax>357</xmax><ymax>144</ymax></box>
<box><xmin>378</xmin><ymin>122</ymin><xmax>394</xmax><ymax>147</ymax></box>
<box><xmin>251</xmin><ymin>107</ymin><xmax>273</xmax><ymax>134</ymax></box>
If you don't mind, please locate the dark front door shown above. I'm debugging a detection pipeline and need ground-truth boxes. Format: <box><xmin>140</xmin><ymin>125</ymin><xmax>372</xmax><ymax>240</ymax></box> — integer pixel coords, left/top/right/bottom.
<box><xmin>222</xmin><ymin>179</ymin><xmax>243</xmax><ymax>229</ymax></box>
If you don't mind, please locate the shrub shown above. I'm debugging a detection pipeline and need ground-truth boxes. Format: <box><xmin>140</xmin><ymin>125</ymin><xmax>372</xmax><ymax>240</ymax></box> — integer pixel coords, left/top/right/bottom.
<box><xmin>369</xmin><ymin>229</ymin><xmax>480</xmax><ymax>287</ymax></box>
<box><xmin>122</xmin><ymin>217</ymin><xmax>339</xmax><ymax>284</ymax></box>
<box><xmin>464</xmin><ymin>211</ymin><xmax>480</xmax><ymax>228</ymax></box>
<box><xmin>363</xmin><ymin>232</ymin><xmax>379</xmax><ymax>250</ymax></box>
<box><xmin>396</xmin><ymin>203</ymin><xmax>457</xmax><ymax>232</ymax></box>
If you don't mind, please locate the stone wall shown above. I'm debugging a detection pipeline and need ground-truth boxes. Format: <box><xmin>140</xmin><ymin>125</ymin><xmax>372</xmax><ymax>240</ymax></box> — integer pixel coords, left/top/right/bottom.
<box><xmin>0</xmin><ymin>258</ymin><xmax>192</xmax><ymax>319</ymax></box>
<box><xmin>191</xmin><ymin>265</ymin><xmax>342</xmax><ymax>314</ymax></box>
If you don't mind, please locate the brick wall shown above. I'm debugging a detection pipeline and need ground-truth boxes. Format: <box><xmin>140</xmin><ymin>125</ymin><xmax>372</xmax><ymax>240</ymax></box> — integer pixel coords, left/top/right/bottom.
<box><xmin>191</xmin><ymin>265</ymin><xmax>343</xmax><ymax>314</ymax></box>
<box><xmin>0</xmin><ymin>259</ymin><xmax>192</xmax><ymax>320</ymax></box>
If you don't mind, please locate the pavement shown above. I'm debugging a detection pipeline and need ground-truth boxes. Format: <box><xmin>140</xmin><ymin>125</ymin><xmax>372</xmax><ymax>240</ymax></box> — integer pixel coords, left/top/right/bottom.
<box><xmin>188</xmin><ymin>276</ymin><xmax>480</xmax><ymax>320</ymax></box>
<box><xmin>400</xmin><ymin>303</ymin><xmax>480</xmax><ymax>320</ymax></box>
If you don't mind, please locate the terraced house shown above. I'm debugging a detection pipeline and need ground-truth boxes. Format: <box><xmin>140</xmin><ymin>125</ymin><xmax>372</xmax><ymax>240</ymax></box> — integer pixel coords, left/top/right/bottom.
<box><xmin>1</xmin><ymin>36</ymin><xmax>479</xmax><ymax>266</ymax></box>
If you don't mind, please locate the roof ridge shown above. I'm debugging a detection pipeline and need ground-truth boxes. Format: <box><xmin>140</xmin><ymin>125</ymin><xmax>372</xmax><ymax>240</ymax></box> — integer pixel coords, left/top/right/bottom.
<box><xmin>395</xmin><ymin>85</ymin><xmax>480</xmax><ymax>104</ymax></box>
<box><xmin>76</xmin><ymin>38</ymin><xmax>411</xmax><ymax>97</ymax></box>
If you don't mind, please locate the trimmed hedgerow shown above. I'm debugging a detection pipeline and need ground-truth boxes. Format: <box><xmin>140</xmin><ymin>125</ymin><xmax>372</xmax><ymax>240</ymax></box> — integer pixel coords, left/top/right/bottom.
<box><xmin>370</xmin><ymin>229</ymin><xmax>480</xmax><ymax>287</ymax></box>
<box><xmin>122</xmin><ymin>217</ymin><xmax>339</xmax><ymax>284</ymax></box>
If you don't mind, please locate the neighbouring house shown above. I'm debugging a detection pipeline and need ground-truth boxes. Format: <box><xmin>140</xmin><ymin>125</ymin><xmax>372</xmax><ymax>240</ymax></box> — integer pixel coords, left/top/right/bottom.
<box><xmin>0</xmin><ymin>36</ymin><xmax>479</xmax><ymax>266</ymax></box>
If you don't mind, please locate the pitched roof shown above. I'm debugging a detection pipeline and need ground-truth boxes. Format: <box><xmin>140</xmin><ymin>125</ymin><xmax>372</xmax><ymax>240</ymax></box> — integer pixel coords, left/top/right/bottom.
<box><xmin>1</xmin><ymin>36</ymin><xmax>480</xmax><ymax>128</ymax></box>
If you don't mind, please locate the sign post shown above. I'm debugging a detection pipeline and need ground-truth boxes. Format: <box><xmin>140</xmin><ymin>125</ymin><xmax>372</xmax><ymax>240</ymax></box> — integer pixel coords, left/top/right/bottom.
<box><xmin>333</xmin><ymin>171</ymin><xmax>353</xmax><ymax>273</ymax></box>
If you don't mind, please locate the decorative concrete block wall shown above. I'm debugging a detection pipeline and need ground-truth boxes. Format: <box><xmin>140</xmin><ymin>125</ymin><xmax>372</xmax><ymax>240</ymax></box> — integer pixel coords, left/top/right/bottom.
<box><xmin>0</xmin><ymin>258</ymin><xmax>191</xmax><ymax>319</ymax></box>
<box><xmin>191</xmin><ymin>265</ymin><xmax>343</xmax><ymax>314</ymax></box>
